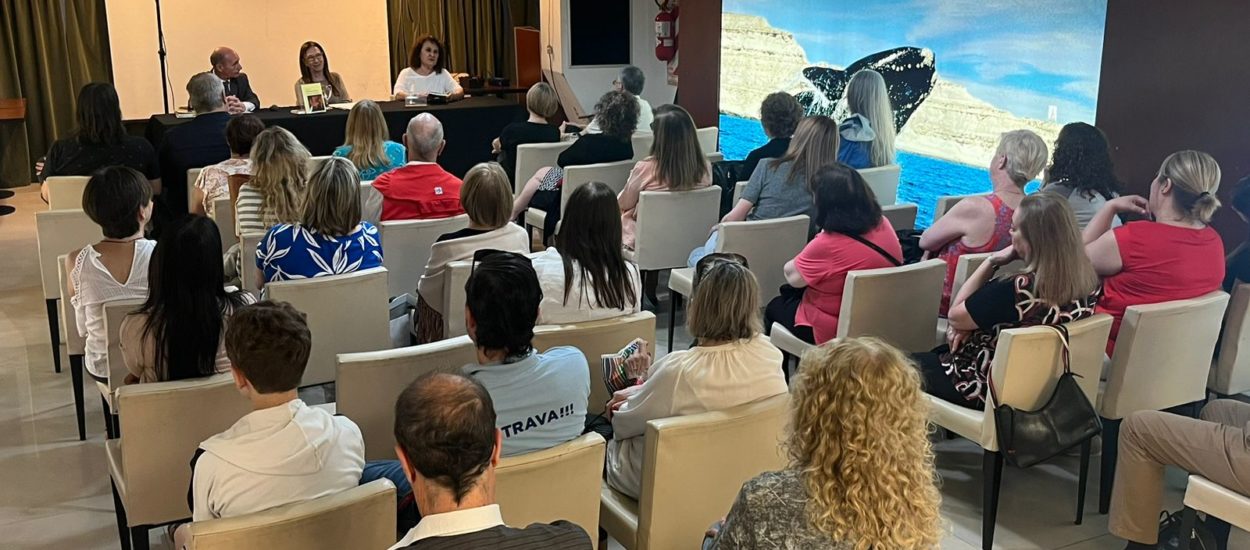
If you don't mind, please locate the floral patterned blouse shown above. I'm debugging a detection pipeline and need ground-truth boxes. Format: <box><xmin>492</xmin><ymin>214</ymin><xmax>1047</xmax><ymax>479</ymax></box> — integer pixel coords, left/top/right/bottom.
<box><xmin>710</xmin><ymin>469</ymin><xmax>853</xmax><ymax>549</ymax></box>
<box><xmin>255</xmin><ymin>222</ymin><xmax>383</xmax><ymax>283</ymax></box>
<box><xmin>941</xmin><ymin>271</ymin><xmax>1101</xmax><ymax>405</ymax></box>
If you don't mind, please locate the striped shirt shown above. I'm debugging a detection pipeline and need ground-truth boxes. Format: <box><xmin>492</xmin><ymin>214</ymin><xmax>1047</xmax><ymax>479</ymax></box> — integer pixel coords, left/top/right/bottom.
<box><xmin>395</xmin><ymin>523</ymin><xmax>591</xmax><ymax>549</ymax></box>
<box><xmin>235</xmin><ymin>183</ymin><xmax>266</xmax><ymax>235</ymax></box>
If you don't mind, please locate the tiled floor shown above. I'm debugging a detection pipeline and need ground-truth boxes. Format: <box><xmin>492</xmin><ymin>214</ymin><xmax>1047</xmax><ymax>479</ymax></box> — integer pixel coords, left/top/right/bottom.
<box><xmin>1</xmin><ymin>184</ymin><xmax>1244</xmax><ymax>549</ymax></box>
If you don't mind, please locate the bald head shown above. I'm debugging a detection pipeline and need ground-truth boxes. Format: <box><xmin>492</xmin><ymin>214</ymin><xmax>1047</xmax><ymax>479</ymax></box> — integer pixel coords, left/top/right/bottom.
<box><xmin>393</xmin><ymin>372</ymin><xmax>498</xmax><ymax>503</ymax></box>
<box><xmin>404</xmin><ymin>112</ymin><xmax>445</xmax><ymax>162</ymax></box>
<box><xmin>210</xmin><ymin>47</ymin><xmax>242</xmax><ymax>79</ymax></box>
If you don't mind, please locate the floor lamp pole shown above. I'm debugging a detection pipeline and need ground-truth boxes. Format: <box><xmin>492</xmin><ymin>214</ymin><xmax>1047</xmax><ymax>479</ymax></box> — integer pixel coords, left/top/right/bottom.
<box><xmin>155</xmin><ymin>0</ymin><xmax>170</xmax><ymax>114</ymax></box>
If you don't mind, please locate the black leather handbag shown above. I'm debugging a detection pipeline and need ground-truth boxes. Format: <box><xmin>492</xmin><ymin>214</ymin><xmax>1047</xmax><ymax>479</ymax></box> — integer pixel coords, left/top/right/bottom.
<box><xmin>989</xmin><ymin>325</ymin><xmax>1102</xmax><ymax>468</ymax></box>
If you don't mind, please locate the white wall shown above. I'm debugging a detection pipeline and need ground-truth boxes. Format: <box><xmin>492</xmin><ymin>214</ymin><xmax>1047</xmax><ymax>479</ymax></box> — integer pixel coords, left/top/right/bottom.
<box><xmin>540</xmin><ymin>0</ymin><xmax>676</xmax><ymax>116</ymax></box>
<box><xmin>104</xmin><ymin>0</ymin><xmax>391</xmax><ymax>120</ymax></box>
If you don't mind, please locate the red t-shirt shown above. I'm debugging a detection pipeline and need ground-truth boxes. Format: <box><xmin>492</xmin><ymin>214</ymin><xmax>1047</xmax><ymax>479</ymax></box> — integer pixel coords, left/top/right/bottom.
<box><xmin>371</xmin><ymin>162</ymin><xmax>465</xmax><ymax>221</ymax></box>
<box><xmin>1097</xmin><ymin>222</ymin><xmax>1224</xmax><ymax>354</ymax></box>
<box><xmin>794</xmin><ymin>219</ymin><xmax>902</xmax><ymax>344</ymax></box>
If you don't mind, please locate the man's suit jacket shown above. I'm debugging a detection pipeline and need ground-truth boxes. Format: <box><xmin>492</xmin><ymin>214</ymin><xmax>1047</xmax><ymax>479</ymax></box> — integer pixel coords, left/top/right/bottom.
<box><xmin>220</xmin><ymin>72</ymin><xmax>260</xmax><ymax>108</ymax></box>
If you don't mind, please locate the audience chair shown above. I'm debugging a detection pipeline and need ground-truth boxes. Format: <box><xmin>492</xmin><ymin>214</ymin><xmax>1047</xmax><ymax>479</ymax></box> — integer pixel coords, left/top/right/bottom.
<box><xmin>706</xmin><ymin>152</ymin><xmax>724</xmax><ymax>164</ymax></box>
<box><xmin>336</xmin><ymin>336</ymin><xmax>476</xmax><ymax>459</ymax></box>
<box><xmin>307</xmin><ymin>155</ymin><xmax>332</xmax><ymax>174</ymax></box>
<box><xmin>101</xmin><ymin>299</ymin><xmax>144</xmax><ymax>437</ymax></box>
<box><xmin>1210</xmin><ymin>282</ymin><xmax>1250</xmax><ymax>397</ymax></box>
<box><xmin>600</xmin><ymin>393</ymin><xmax>789</xmax><ymax>550</ymax></box>
<box><xmin>524</xmin><ymin>159</ymin><xmax>635</xmax><ymax>245</ymax></box>
<box><xmin>731</xmin><ymin>181</ymin><xmax>747</xmax><ymax>205</ymax></box>
<box><xmin>626</xmin><ymin>187</ymin><xmax>721</xmax><ymax>306</ymax></box>
<box><xmin>631</xmin><ymin>133</ymin><xmax>654</xmax><ymax>161</ymax></box>
<box><xmin>1098</xmin><ymin>291</ymin><xmax>1230</xmax><ymax>513</ymax></box>
<box><xmin>497</xmin><ymin>433</ymin><xmax>607</xmax><ymax>542</ymax></box>
<box><xmin>696</xmin><ymin>126</ymin><xmax>719</xmax><ymax>153</ymax></box>
<box><xmin>238</xmin><ymin>232</ymin><xmax>263</xmax><ymax>294</ymax></box>
<box><xmin>185</xmin><ymin>168</ymin><xmax>202</xmax><ymax>212</ymax></box>
<box><xmin>936</xmin><ymin>252</ymin><xmax>1025</xmax><ymax>345</ymax></box>
<box><xmin>58</xmin><ymin>255</ymin><xmax>88</xmax><ymax>440</ymax></box>
<box><xmin>44</xmin><ymin>175</ymin><xmax>90</xmax><ymax>211</ymax></box>
<box><xmin>927</xmin><ymin>314</ymin><xmax>1112</xmax><ymax>550</ymax></box>
<box><xmin>882</xmin><ymin>202</ymin><xmax>919</xmax><ymax>232</ymax></box>
<box><xmin>36</xmin><ymin>209</ymin><xmax>103</xmax><ymax>373</ymax></box>
<box><xmin>359</xmin><ymin>180</ymin><xmax>381</xmax><ymax>226</ymax></box>
<box><xmin>266</xmin><ymin>267</ymin><xmax>391</xmax><ymax>388</ymax></box>
<box><xmin>378</xmin><ymin>214</ymin><xmax>469</xmax><ymax>298</ymax></box>
<box><xmin>859</xmin><ymin>164</ymin><xmax>901</xmax><ymax>205</ymax></box>
<box><xmin>1181</xmin><ymin>475</ymin><xmax>1250</xmax><ymax>548</ymax></box>
<box><xmin>107</xmin><ymin>373</ymin><xmax>252</xmax><ymax>550</ymax></box>
<box><xmin>933</xmin><ymin>193</ymin><xmax>989</xmax><ymax>223</ymax></box>
<box><xmin>515</xmin><ymin>141</ymin><xmax>573</xmax><ymax>192</ymax></box>
<box><xmin>534</xmin><ymin>311</ymin><xmax>657</xmax><ymax>415</ymax></box>
<box><xmin>771</xmin><ymin>259</ymin><xmax>946</xmax><ymax>370</ymax></box>
<box><xmin>210</xmin><ymin>198</ymin><xmax>236</xmax><ymax>255</ymax></box>
<box><xmin>186</xmin><ymin>480</ymin><xmax>397</xmax><ymax>550</ymax></box>
<box><xmin>666</xmin><ymin>215</ymin><xmax>810</xmax><ymax>352</ymax></box>
<box><xmin>442</xmin><ymin>259</ymin><xmax>474</xmax><ymax>339</ymax></box>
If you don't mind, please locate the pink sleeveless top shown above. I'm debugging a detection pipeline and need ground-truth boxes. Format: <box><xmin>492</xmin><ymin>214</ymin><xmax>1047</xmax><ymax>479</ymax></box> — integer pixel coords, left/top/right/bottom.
<box><xmin>937</xmin><ymin>194</ymin><xmax>1014</xmax><ymax>315</ymax></box>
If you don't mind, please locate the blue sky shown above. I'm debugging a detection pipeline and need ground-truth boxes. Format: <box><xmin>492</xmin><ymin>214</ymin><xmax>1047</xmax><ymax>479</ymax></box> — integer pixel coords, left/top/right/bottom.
<box><xmin>723</xmin><ymin>0</ymin><xmax>1107</xmax><ymax>123</ymax></box>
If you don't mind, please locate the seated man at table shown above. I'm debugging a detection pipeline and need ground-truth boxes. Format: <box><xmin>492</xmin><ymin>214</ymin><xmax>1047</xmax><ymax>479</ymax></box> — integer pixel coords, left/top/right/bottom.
<box><xmin>371</xmin><ymin>113</ymin><xmax>465</xmax><ymax>221</ymax></box>
<box><xmin>156</xmin><ymin>72</ymin><xmax>230</xmax><ymax>236</ymax></box>
<box><xmin>387</xmin><ymin>372</ymin><xmax>592</xmax><ymax>549</ymax></box>
<box><xmin>209</xmin><ymin>46</ymin><xmax>259</xmax><ymax>114</ymax></box>
<box><xmin>579</xmin><ymin>65</ymin><xmax>653</xmax><ymax>135</ymax></box>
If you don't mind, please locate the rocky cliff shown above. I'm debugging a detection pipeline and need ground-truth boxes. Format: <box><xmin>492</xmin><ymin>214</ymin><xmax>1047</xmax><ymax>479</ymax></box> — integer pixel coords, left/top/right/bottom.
<box><xmin>720</xmin><ymin>12</ymin><xmax>1061</xmax><ymax>168</ymax></box>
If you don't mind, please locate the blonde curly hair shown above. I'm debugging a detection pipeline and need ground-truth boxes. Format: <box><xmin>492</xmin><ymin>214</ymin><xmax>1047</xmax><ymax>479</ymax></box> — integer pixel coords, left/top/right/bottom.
<box><xmin>788</xmin><ymin>337</ymin><xmax>943</xmax><ymax>549</ymax></box>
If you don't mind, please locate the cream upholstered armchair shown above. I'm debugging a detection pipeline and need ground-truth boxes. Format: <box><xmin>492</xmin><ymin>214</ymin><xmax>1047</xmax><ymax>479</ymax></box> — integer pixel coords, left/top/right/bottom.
<box><xmin>210</xmin><ymin>197</ymin><xmax>236</xmax><ymax>254</ymax></box>
<box><xmin>770</xmin><ymin>259</ymin><xmax>946</xmax><ymax>375</ymax></box>
<box><xmin>265</xmin><ymin>267</ymin><xmax>391</xmax><ymax>388</ymax></box>
<box><xmin>1210</xmin><ymin>282</ymin><xmax>1250</xmax><ymax>397</ymax></box>
<box><xmin>600</xmin><ymin>393</ymin><xmax>790</xmax><ymax>550</ymax></box>
<box><xmin>858</xmin><ymin>164</ymin><xmax>901</xmax><ymax>205</ymax></box>
<box><xmin>666</xmin><ymin>215</ymin><xmax>809</xmax><ymax>352</ymax></box>
<box><xmin>44</xmin><ymin>175</ymin><xmax>90</xmax><ymax>211</ymax></box>
<box><xmin>336</xmin><ymin>336</ymin><xmax>476</xmax><ymax>460</ymax></box>
<box><xmin>1097</xmin><ymin>291</ymin><xmax>1230</xmax><ymax>514</ymax></box>
<box><xmin>627</xmin><ymin>186</ymin><xmax>721</xmax><ymax>308</ymax></box>
<box><xmin>882</xmin><ymin>202</ymin><xmax>918</xmax><ymax>231</ymax></box>
<box><xmin>524</xmin><ymin>159</ymin><xmax>635</xmax><ymax>245</ymax></box>
<box><xmin>359</xmin><ymin>180</ymin><xmax>382</xmax><ymax>226</ymax></box>
<box><xmin>935</xmin><ymin>252</ymin><xmax>1025</xmax><ymax>345</ymax></box>
<box><xmin>533</xmin><ymin>311</ymin><xmax>657</xmax><ymax>415</ymax></box>
<box><xmin>59</xmin><ymin>254</ymin><xmax>90</xmax><ymax>440</ymax></box>
<box><xmin>496</xmin><ymin>433</ymin><xmax>607</xmax><ymax>542</ymax></box>
<box><xmin>1181</xmin><ymin>475</ymin><xmax>1250</xmax><ymax>546</ymax></box>
<box><xmin>933</xmin><ymin>192</ymin><xmax>988</xmax><ymax>223</ymax></box>
<box><xmin>926</xmin><ymin>314</ymin><xmax>1112</xmax><ymax>550</ymax></box>
<box><xmin>378</xmin><ymin>214</ymin><xmax>469</xmax><ymax>297</ymax></box>
<box><xmin>107</xmin><ymin>373</ymin><xmax>252</xmax><ymax>550</ymax></box>
<box><xmin>36</xmin><ymin>208</ymin><xmax>103</xmax><ymax>374</ymax></box>
<box><xmin>515</xmin><ymin>140</ymin><xmax>573</xmax><ymax>192</ymax></box>
<box><xmin>238</xmin><ymin>232</ymin><xmax>264</xmax><ymax>294</ymax></box>
<box><xmin>186</xmin><ymin>479</ymin><xmax>396</xmax><ymax>550</ymax></box>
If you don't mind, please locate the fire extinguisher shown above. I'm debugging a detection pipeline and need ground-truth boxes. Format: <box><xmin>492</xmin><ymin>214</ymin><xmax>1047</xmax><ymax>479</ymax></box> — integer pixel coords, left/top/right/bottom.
<box><xmin>655</xmin><ymin>1</ymin><xmax>678</xmax><ymax>62</ymax></box>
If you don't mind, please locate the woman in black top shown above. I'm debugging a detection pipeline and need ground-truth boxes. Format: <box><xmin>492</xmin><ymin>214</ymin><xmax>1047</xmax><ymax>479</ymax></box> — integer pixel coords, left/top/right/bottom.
<box><xmin>510</xmin><ymin>90</ymin><xmax>638</xmax><ymax>234</ymax></box>
<box><xmin>40</xmin><ymin>82</ymin><xmax>160</xmax><ymax>202</ymax></box>
<box><xmin>1225</xmin><ymin>175</ymin><xmax>1250</xmax><ymax>291</ymax></box>
<box><xmin>493</xmin><ymin>82</ymin><xmax>562</xmax><ymax>185</ymax></box>
<box><xmin>740</xmin><ymin>92</ymin><xmax>802</xmax><ymax>180</ymax></box>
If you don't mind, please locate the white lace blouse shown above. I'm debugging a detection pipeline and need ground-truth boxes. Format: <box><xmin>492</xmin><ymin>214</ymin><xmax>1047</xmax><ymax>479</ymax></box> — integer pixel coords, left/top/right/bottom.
<box><xmin>70</xmin><ymin>240</ymin><xmax>156</xmax><ymax>378</ymax></box>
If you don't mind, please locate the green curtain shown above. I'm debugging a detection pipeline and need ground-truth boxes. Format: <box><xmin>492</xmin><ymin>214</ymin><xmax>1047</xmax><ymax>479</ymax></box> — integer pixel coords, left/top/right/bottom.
<box><xmin>0</xmin><ymin>0</ymin><xmax>112</xmax><ymax>188</ymax></box>
<box><xmin>388</xmin><ymin>0</ymin><xmax>538</xmax><ymax>88</ymax></box>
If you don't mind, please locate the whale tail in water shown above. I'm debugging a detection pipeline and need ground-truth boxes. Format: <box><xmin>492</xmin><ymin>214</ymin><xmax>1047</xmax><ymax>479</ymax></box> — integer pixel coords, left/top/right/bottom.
<box><xmin>796</xmin><ymin>46</ymin><xmax>937</xmax><ymax>133</ymax></box>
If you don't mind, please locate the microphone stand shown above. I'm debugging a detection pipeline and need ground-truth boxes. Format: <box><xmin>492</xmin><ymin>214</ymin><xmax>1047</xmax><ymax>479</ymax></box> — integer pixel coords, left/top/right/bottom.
<box><xmin>155</xmin><ymin>0</ymin><xmax>170</xmax><ymax>114</ymax></box>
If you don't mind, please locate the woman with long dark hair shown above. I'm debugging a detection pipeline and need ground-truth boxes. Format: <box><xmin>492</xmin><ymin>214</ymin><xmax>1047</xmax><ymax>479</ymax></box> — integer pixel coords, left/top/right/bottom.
<box><xmin>39</xmin><ymin>82</ymin><xmax>160</xmax><ymax>202</ymax></box>
<box><xmin>1043</xmin><ymin>122</ymin><xmax>1123</xmax><ymax>229</ymax></box>
<box><xmin>618</xmin><ymin>103</ymin><xmax>712</xmax><ymax>250</ymax></box>
<box><xmin>120</xmin><ymin>216</ymin><xmax>252</xmax><ymax>383</ymax></box>
<box><xmin>532</xmin><ymin>181</ymin><xmax>641</xmax><ymax>324</ymax></box>
<box><xmin>294</xmin><ymin>41</ymin><xmax>350</xmax><ymax>104</ymax></box>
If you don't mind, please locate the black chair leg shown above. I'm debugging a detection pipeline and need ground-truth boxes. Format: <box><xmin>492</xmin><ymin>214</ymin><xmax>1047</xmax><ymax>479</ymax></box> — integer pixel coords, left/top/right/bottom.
<box><xmin>46</xmin><ymin>298</ymin><xmax>62</xmax><ymax>373</ymax></box>
<box><xmin>110</xmin><ymin>478</ymin><xmax>132</xmax><ymax>550</ymax></box>
<box><xmin>641</xmin><ymin>270</ymin><xmax>660</xmax><ymax>310</ymax></box>
<box><xmin>667</xmin><ymin>293</ymin><xmax>682</xmax><ymax>353</ymax></box>
<box><xmin>1099</xmin><ymin>417</ymin><xmax>1121</xmax><ymax>514</ymax></box>
<box><xmin>1180</xmin><ymin>507</ymin><xmax>1197</xmax><ymax>550</ymax></box>
<box><xmin>102</xmin><ymin>395</ymin><xmax>116</xmax><ymax>439</ymax></box>
<box><xmin>1076</xmin><ymin>438</ymin><xmax>1091</xmax><ymax>524</ymax></box>
<box><xmin>982</xmin><ymin>450</ymin><xmax>1004</xmax><ymax>550</ymax></box>
<box><xmin>71</xmin><ymin>355</ymin><xmax>85</xmax><ymax>440</ymax></box>
<box><xmin>780</xmin><ymin>352</ymin><xmax>793</xmax><ymax>384</ymax></box>
<box><xmin>130</xmin><ymin>526</ymin><xmax>149</xmax><ymax>550</ymax></box>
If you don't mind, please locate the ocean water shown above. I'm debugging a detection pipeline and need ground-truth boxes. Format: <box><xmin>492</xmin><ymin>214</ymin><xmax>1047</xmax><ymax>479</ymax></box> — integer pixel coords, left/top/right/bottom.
<box><xmin>719</xmin><ymin>114</ymin><xmax>1039</xmax><ymax>228</ymax></box>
